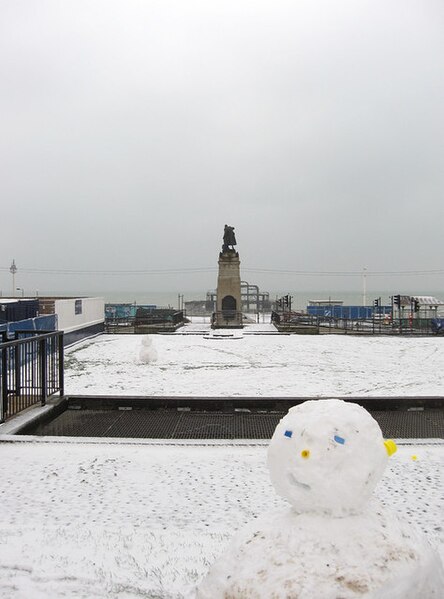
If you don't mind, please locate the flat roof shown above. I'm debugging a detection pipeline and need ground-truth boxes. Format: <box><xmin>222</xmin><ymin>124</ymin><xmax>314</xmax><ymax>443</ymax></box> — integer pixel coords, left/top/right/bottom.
<box><xmin>308</xmin><ymin>299</ymin><xmax>344</xmax><ymax>305</ymax></box>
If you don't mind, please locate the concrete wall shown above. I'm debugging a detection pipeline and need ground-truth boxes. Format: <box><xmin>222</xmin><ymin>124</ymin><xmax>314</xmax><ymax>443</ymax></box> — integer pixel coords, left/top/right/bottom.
<box><xmin>54</xmin><ymin>297</ymin><xmax>104</xmax><ymax>334</ymax></box>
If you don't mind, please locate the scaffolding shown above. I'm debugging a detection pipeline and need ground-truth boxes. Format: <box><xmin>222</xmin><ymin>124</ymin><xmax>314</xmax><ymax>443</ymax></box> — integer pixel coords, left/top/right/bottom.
<box><xmin>205</xmin><ymin>281</ymin><xmax>271</xmax><ymax>314</ymax></box>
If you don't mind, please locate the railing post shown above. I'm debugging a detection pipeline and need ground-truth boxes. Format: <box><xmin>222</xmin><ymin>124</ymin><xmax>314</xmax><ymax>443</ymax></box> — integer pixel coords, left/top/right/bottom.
<box><xmin>58</xmin><ymin>333</ymin><xmax>64</xmax><ymax>396</ymax></box>
<box><xmin>15</xmin><ymin>344</ymin><xmax>21</xmax><ymax>397</ymax></box>
<box><xmin>1</xmin><ymin>347</ymin><xmax>8</xmax><ymax>422</ymax></box>
<box><xmin>39</xmin><ymin>337</ymin><xmax>47</xmax><ymax>406</ymax></box>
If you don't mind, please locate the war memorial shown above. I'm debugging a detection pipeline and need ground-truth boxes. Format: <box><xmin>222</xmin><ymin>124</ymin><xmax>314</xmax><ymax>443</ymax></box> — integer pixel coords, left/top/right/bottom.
<box><xmin>212</xmin><ymin>224</ymin><xmax>243</xmax><ymax>328</ymax></box>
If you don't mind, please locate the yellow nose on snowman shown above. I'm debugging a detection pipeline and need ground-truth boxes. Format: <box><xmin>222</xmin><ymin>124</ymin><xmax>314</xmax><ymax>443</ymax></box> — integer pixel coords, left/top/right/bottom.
<box><xmin>384</xmin><ymin>439</ymin><xmax>397</xmax><ymax>456</ymax></box>
<box><xmin>301</xmin><ymin>449</ymin><xmax>310</xmax><ymax>459</ymax></box>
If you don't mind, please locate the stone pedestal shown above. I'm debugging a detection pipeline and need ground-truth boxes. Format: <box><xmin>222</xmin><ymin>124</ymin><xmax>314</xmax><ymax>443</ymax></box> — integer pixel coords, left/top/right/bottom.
<box><xmin>212</xmin><ymin>250</ymin><xmax>243</xmax><ymax>328</ymax></box>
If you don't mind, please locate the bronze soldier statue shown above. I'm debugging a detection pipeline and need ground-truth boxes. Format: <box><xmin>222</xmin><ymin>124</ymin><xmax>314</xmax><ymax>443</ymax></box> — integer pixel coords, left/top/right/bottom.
<box><xmin>222</xmin><ymin>225</ymin><xmax>237</xmax><ymax>253</ymax></box>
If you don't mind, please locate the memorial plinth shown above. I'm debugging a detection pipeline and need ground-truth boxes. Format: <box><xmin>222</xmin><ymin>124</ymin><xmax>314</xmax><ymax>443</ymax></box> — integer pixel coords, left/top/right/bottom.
<box><xmin>212</xmin><ymin>249</ymin><xmax>243</xmax><ymax>328</ymax></box>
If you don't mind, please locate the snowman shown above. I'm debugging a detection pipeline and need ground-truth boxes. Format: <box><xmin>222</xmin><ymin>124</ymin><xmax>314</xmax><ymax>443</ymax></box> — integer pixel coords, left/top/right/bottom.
<box><xmin>138</xmin><ymin>335</ymin><xmax>157</xmax><ymax>363</ymax></box>
<box><xmin>197</xmin><ymin>399</ymin><xmax>443</xmax><ymax>598</ymax></box>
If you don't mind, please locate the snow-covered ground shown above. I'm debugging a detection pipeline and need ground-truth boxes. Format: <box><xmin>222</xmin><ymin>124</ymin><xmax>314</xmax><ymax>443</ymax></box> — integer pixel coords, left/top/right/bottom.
<box><xmin>64</xmin><ymin>327</ymin><xmax>444</xmax><ymax>397</ymax></box>
<box><xmin>1</xmin><ymin>323</ymin><xmax>443</xmax><ymax>598</ymax></box>
<box><xmin>0</xmin><ymin>439</ymin><xmax>442</xmax><ymax>598</ymax></box>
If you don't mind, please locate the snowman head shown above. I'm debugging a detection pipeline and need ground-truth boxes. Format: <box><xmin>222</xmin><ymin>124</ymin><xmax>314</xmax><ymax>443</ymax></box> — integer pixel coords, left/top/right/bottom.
<box><xmin>267</xmin><ymin>399</ymin><xmax>395</xmax><ymax>516</ymax></box>
<box><xmin>141</xmin><ymin>336</ymin><xmax>153</xmax><ymax>347</ymax></box>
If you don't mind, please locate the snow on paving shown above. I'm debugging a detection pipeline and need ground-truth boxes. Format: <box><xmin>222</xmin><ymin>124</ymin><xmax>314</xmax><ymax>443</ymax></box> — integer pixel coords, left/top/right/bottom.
<box><xmin>0</xmin><ymin>440</ymin><xmax>442</xmax><ymax>598</ymax></box>
<box><xmin>1</xmin><ymin>324</ymin><xmax>443</xmax><ymax>597</ymax></box>
<box><xmin>64</xmin><ymin>331</ymin><xmax>444</xmax><ymax>397</ymax></box>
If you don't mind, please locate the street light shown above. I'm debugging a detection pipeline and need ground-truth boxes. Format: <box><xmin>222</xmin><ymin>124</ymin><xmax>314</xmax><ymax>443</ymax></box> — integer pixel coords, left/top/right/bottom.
<box><xmin>362</xmin><ymin>267</ymin><xmax>367</xmax><ymax>306</ymax></box>
<box><xmin>10</xmin><ymin>259</ymin><xmax>17</xmax><ymax>296</ymax></box>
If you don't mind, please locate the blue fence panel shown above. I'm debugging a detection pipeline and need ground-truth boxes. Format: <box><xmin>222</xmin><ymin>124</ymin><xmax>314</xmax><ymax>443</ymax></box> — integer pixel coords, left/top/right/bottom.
<box><xmin>1</xmin><ymin>315</ymin><xmax>57</xmax><ymax>339</ymax></box>
<box><xmin>307</xmin><ymin>305</ymin><xmax>392</xmax><ymax>319</ymax></box>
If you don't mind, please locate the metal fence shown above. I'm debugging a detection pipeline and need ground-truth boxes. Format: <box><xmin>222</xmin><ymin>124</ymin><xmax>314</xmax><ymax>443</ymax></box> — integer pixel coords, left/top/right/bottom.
<box><xmin>0</xmin><ymin>331</ymin><xmax>64</xmax><ymax>423</ymax></box>
<box><xmin>272</xmin><ymin>312</ymin><xmax>444</xmax><ymax>335</ymax></box>
<box><xmin>105</xmin><ymin>310</ymin><xmax>184</xmax><ymax>333</ymax></box>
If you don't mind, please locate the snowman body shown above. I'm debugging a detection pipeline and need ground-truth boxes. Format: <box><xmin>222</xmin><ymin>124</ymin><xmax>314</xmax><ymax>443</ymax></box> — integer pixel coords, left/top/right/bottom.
<box><xmin>197</xmin><ymin>400</ymin><xmax>444</xmax><ymax>598</ymax></box>
<box><xmin>138</xmin><ymin>335</ymin><xmax>157</xmax><ymax>363</ymax></box>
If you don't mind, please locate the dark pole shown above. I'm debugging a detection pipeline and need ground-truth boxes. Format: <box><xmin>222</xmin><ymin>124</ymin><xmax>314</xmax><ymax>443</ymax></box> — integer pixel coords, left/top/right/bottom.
<box><xmin>1</xmin><ymin>347</ymin><xmax>8</xmax><ymax>422</ymax></box>
<box><xmin>39</xmin><ymin>337</ymin><xmax>47</xmax><ymax>405</ymax></box>
<box><xmin>379</xmin><ymin>297</ymin><xmax>382</xmax><ymax>333</ymax></box>
<box><xmin>391</xmin><ymin>296</ymin><xmax>394</xmax><ymax>331</ymax></box>
<box><xmin>14</xmin><ymin>344</ymin><xmax>21</xmax><ymax>397</ymax></box>
<box><xmin>58</xmin><ymin>333</ymin><xmax>64</xmax><ymax>397</ymax></box>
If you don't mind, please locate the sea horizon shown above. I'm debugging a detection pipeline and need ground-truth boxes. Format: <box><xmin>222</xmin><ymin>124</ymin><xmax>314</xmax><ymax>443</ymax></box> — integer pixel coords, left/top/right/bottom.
<box><xmin>10</xmin><ymin>288</ymin><xmax>443</xmax><ymax>311</ymax></box>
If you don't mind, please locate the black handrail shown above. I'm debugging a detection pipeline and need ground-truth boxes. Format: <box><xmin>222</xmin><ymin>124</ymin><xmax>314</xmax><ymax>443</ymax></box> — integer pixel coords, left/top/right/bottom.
<box><xmin>0</xmin><ymin>331</ymin><xmax>64</xmax><ymax>423</ymax></box>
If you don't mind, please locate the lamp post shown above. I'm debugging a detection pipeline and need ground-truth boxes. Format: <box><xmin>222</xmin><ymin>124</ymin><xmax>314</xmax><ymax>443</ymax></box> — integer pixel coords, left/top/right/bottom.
<box><xmin>362</xmin><ymin>267</ymin><xmax>367</xmax><ymax>306</ymax></box>
<box><xmin>10</xmin><ymin>259</ymin><xmax>17</xmax><ymax>296</ymax></box>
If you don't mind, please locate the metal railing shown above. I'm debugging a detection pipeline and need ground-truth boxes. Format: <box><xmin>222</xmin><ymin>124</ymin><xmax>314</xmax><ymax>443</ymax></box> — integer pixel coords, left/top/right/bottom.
<box><xmin>0</xmin><ymin>331</ymin><xmax>64</xmax><ymax>423</ymax></box>
<box><xmin>271</xmin><ymin>312</ymin><xmax>444</xmax><ymax>335</ymax></box>
<box><xmin>105</xmin><ymin>311</ymin><xmax>185</xmax><ymax>333</ymax></box>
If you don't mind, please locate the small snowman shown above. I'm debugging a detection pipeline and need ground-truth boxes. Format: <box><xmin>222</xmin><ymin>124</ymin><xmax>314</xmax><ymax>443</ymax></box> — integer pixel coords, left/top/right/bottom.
<box><xmin>198</xmin><ymin>399</ymin><xmax>443</xmax><ymax>598</ymax></box>
<box><xmin>138</xmin><ymin>335</ymin><xmax>157</xmax><ymax>364</ymax></box>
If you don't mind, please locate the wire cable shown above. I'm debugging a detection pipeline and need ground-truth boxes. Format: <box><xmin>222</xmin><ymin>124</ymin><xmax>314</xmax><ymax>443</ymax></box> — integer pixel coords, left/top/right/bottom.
<box><xmin>1</xmin><ymin>266</ymin><xmax>443</xmax><ymax>277</ymax></box>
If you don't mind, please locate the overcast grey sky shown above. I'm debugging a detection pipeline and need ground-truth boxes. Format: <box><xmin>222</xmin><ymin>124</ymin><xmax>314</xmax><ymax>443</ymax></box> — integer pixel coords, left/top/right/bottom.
<box><xmin>1</xmin><ymin>0</ymin><xmax>443</xmax><ymax>295</ymax></box>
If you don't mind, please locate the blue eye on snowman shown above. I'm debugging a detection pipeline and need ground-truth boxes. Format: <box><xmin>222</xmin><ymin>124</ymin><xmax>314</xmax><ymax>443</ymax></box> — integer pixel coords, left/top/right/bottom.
<box><xmin>284</xmin><ymin>430</ymin><xmax>347</xmax><ymax>445</ymax></box>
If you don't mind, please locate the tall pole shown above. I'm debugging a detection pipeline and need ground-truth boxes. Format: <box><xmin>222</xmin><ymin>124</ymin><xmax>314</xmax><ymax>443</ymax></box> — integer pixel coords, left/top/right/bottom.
<box><xmin>362</xmin><ymin>267</ymin><xmax>367</xmax><ymax>306</ymax></box>
<box><xmin>10</xmin><ymin>259</ymin><xmax>17</xmax><ymax>297</ymax></box>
